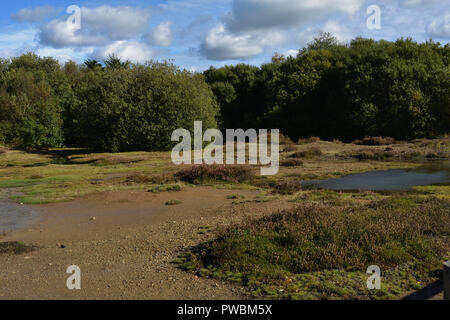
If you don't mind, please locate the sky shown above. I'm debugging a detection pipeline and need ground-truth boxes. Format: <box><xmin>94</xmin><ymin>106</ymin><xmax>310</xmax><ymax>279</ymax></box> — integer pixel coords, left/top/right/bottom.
<box><xmin>0</xmin><ymin>0</ymin><xmax>449</xmax><ymax>71</ymax></box>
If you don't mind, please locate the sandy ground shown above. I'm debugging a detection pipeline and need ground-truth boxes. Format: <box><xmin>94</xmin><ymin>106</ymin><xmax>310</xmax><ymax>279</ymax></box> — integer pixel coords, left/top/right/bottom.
<box><xmin>0</xmin><ymin>187</ymin><xmax>294</xmax><ymax>300</ymax></box>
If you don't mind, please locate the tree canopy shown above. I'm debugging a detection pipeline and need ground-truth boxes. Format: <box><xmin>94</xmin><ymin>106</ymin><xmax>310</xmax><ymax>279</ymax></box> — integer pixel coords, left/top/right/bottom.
<box><xmin>204</xmin><ymin>36</ymin><xmax>449</xmax><ymax>141</ymax></box>
<box><xmin>0</xmin><ymin>36</ymin><xmax>448</xmax><ymax>151</ymax></box>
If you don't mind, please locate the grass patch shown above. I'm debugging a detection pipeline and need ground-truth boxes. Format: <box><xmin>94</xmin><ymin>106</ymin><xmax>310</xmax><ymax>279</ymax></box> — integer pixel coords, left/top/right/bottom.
<box><xmin>177</xmin><ymin>196</ymin><xmax>449</xmax><ymax>299</ymax></box>
<box><xmin>148</xmin><ymin>184</ymin><xmax>183</xmax><ymax>193</ymax></box>
<box><xmin>166</xmin><ymin>200</ymin><xmax>183</xmax><ymax>206</ymax></box>
<box><xmin>0</xmin><ymin>241</ymin><xmax>37</xmax><ymax>255</ymax></box>
<box><xmin>227</xmin><ymin>194</ymin><xmax>246</xmax><ymax>200</ymax></box>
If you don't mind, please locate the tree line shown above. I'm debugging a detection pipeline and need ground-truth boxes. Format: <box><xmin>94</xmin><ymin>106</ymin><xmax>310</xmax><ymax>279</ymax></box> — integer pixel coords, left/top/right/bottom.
<box><xmin>0</xmin><ymin>34</ymin><xmax>448</xmax><ymax>151</ymax></box>
<box><xmin>205</xmin><ymin>34</ymin><xmax>449</xmax><ymax>142</ymax></box>
<box><xmin>0</xmin><ymin>54</ymin><xmax>218</xmax><ymax>151</ymax></box>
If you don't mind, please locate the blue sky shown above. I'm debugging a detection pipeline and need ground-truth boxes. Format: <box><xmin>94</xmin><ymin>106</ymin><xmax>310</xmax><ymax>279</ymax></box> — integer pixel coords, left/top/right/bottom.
<box><xmin>0</xmin><ymin>0</ymin><xmax>449</xmax><ymax>71</ymax></box>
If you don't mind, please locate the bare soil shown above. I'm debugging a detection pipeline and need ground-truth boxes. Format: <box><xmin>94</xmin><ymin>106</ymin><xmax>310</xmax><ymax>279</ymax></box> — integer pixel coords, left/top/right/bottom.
<box><xmin>0</xmin><ymin>187</ymin><xmax>294</xmax><ymax>300</ymax></box>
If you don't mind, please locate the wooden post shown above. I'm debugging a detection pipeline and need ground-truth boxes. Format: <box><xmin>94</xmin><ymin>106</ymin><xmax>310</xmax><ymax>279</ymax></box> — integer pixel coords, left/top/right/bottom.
<box><xmin>444</xmin><ymin>261</ymin><xmax>450</xmax><ymax>300</ymax></box>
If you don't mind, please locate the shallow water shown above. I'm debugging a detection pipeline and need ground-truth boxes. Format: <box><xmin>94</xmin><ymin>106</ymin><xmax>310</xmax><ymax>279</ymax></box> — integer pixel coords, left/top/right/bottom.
<box><xmin>0</xmin><ymin>189</ymin><xmax>38</xmax><ymax>233</ymax></box>
<box><xmin>304</xmin><ymin>161</ymin><xmax>450</xmax><ymax>191</ymax></box>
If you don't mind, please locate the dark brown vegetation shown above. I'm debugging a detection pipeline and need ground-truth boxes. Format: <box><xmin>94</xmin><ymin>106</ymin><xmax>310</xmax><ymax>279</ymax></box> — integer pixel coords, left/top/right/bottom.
<box><xmin>289</xmin><ymin>147</ymin><xmax>323</xmax><ymax>159</ymax></box>
<box><xmin>176</xmin><ymin>164</ymin><xmax>254</xmax><ymax>184</ymax></box>
<box><xmin>280</xmin><ymin>159</ymin><xmax>304</xmax><ymax>167</ymax></box>
<box><xmin>271</xmin><ymin>180</ymin><xmax>303</xmax><ymax>195</ymax></box>
<box><xmin>353</xmin><ymin>137</ymin><xmax>396</xmax><ymax>146</ymax></box>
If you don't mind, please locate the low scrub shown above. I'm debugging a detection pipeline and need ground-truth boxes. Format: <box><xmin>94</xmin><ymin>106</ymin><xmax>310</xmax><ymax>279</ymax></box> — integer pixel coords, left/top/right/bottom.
<box><xmin>297</xmin><ymin>137</ymin><xmax>321</xmax><ymax>144</ymax></box>
<box><xmin>350</xmin><ymin>149</ymin><xmax>394</xmax><ymax>161</ymax></box>
<box><xmin>176</xmin><ymin>164</ymin><xmax>254</xmax><ymax>184</ymax></box>
<box><xmin>125</xmin><ymin>173</ymin><xmax>174</xmax><ymax>185</ymax></box>
<box><xmin>282</xmin><ymin>145</ymin><xmax>297</xmax><ymax>153</ymax></box>
<box><xmin>178</xmin><ymin>196</ymin><xmax>450</xmax><ymax>299</ymax></box>
<box><xmin>289</xmin><ymin>147</ymin><xmax>323</xmax><ymax>159</ymax></box>
<box><xmin>271</xmin><ymin>180</ymin><xmax>303</xmax><ymax>195</ymax></box>
<box><xmin>353</xmin><ymin>137</ymin><xmax>396</xmax><ymax>146</ymax></box>
<box><xmin>425</xmin><ymin>151</ymin><xmax>447</xmax><ymax>159</ymax></box>
<box><xmin>281</xmin><ymin>159</ymin><xmax>304</xmax><ymax>167</ymax></box>
<box><xmin>279</xmin><ymin>134</ymin><xmax>294</xmax><ymax>145</ymax></box>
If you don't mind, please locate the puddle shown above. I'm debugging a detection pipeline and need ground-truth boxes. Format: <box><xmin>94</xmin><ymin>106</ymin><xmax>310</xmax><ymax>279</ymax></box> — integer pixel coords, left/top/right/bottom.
<box><xmin>304</xmin><ymin>161</ymin><xmax>450</xmax><ymax>191</ymax></box>
<box><xmin>0</xmin><ymin>189</ymin><xmax>38</xmax><ymax>233</ymax></box>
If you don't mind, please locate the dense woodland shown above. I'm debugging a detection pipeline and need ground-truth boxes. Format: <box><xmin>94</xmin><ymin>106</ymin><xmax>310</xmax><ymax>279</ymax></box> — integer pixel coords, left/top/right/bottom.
<box><xmin>0</xmin><ymin>34</ymin><xmax>449</xmax><ymax>151</ymax></box>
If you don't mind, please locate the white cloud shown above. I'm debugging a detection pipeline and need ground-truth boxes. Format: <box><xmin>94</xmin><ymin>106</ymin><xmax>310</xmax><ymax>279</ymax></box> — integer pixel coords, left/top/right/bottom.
<box><xmin>0</xmin><ymin>43</ymin><xmax>34</xmax><ymax>59</ymax></box>
<box><xmin>427</xmin><ymin>13</ymin><xmax>450</xmax><ymax>38</ymax></box>
<box><xmin>0</xmin><ymin>29</ymin><xmax>36</xmax><ymax>43</ymax></box>
<box><xmin>200</xmin><ymin>0</ymin><xmax>362</xmax><ymax>61</ymax></box>
<box><xmin>285</xmin><ymin>49</ymin><xmax>299</xmax><ymax>57</ymax></box>
<box><xmin>39</xmin><ymin>19</ymin><xmax>106</xmax><ymax>48</ymax></box>
<box><xmin>146</xmin><ymin>21</ymin><xmax>173</xmax><ymax>47</ymax></box>
<box><xmin>201</xmin><ymin>24</ymin><xmax>285</xmax><ymax>60</ymax></box>
<box><xmin>92</xmin><ymin>41</ymin><xmax>155</xmax><ymax>63</ymax></box>
<box><xmin>12</xmin><ymin>6</ymin><xmax>58</xmax><ymax>23</ymax></box>
<box><xmin>402</xmin><ymin>0</ymin><xmax>441</xmax><ymax>8</ymax></box>
<box><xmin>38</xmin><ymin>5</ymin><xmax>153</xmax><ymax>48</ymax></box>
<box><xmin>81</xmin><ymin>6</ymin><xmax>153</xmax><ymax>40</ymax></box>
<box><xmin>322</xmin><ymin>21</ymin><xmax>354</xmax><ymax>42</ymax></box>
<box><xmin>226</xmin><ymin>0</ymin><xmax>364</xmax><ymax>32</ymax></box>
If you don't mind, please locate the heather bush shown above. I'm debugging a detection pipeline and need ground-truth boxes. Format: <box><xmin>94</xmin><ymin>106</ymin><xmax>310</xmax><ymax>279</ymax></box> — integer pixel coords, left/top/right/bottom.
<box><xmin>176</xmin><ymin>164</ymin><xmax>254</xmax><ymax>184</ymax></box>
<box><xmin>184</xmin><ymin>196</ymin><xmax>449</xmax><ymax>279</ymax></box>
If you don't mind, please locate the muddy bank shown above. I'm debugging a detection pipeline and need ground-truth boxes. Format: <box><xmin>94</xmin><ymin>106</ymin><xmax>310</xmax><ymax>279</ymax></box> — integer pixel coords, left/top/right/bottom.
<box><xmin>0</xmin><ymin>187</ymin><xmax>293</xmax><ymax>299</ymax></box>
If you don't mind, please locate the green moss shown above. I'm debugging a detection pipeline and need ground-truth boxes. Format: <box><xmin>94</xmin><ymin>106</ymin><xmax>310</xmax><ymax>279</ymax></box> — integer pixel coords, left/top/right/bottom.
<box><xmin>0</xmin><ymin>241</ymin><xmax>37</xmax><ymax>255</ymax></box>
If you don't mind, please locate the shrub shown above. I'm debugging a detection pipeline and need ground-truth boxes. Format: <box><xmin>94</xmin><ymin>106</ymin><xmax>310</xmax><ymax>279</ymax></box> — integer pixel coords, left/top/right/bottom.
<box><xmin>279</xmin><ymin>133</ymin><xmax>294</xmax><ymax>145</ymax></box>
<box><xmin>281</xmin><ymin>159</ymin><xmax>304</xmax><ymax>167</ymax></box>
<box><xmin>353</xmin><ymin>137</ymin><xmax>396</xmax><ymax>146</ymax></box>
<box><xmin>350</xmin><ymin>149</ymin><xmax>393</xmax><ymax>161</ymax></box>
<box><xmin>271</xmin><ymin>180</ymin><xmax>303</xmax><ymax>194</ymax></box>
<box><xmin>282</xmin><ymin>145</ymin><xmax>297</xmax><ymax>153</ymax></box>
<box><xmin>176</xmin><ymin>164</ymin><xmax>254</xmax><ymax>184</ymax></box>
<box><xmin>289</xmin><ymin>147</ymin><xmax>323</xmax><ymax>158</ymax></box>
<box><xmin>297</xmin><ymin>137</ymin><xmax>321</xmax><ymax>144</ymax></box>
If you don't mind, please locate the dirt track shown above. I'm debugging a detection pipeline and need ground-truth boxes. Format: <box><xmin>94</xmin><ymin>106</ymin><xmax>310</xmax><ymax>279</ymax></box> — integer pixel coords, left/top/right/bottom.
<box><xmin>0</xmin><ymin>187</ymin><xmax>293</xmax><ymax>300</ymax></box>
